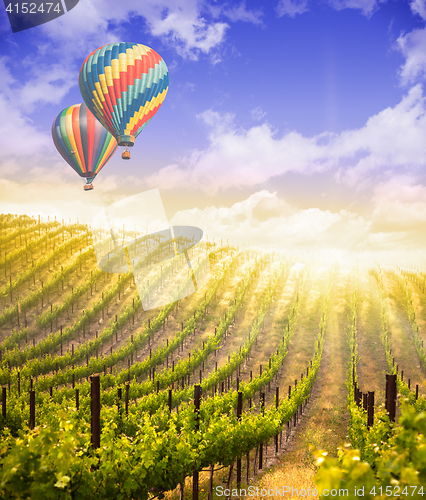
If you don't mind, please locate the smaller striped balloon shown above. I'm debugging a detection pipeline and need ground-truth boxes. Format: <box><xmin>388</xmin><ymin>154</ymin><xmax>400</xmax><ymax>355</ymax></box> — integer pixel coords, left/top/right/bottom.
<box><xmin>52</xmin><ymin>103</ymin><xmax>118</xmax><ymax>189</ymax></box>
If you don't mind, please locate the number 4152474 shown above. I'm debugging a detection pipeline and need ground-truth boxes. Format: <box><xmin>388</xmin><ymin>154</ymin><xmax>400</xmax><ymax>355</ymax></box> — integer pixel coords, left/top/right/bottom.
<box><xmin>5</xmin><ymin>3</ymin><xmax>61</xmax><ymax>14</ymax></box>
<box><xmin>369</xmin><ymin>486</ymin><xmax>424</xmax><ymax>496</ymax></box>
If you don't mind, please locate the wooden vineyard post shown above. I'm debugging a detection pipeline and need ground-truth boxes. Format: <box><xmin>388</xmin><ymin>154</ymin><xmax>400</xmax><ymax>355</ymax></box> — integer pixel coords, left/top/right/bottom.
<box><xmin>208</xmin><ymin>464</ymin><xmax>214</xmax><ymax>500</ymax></box>
<box><xmin>385</xmin><ymin>374</ymin><xmax>397</xmax><ymax>422</ymax></box>
<box><xmin>2</xmin><ymin>387</ymin><xmax>6</xmax><ymax>419</ymax></box>
<box><xmin>287</xmin><ymin>386</ymin><xmax>291</xmax><ymax>440</ymax></box>
<box><xmin>275</xmin><ymin>387</ymin><xmax>279</xmax><ymax>453</ymax></box>
<box><xmin>293</xmin><ymin>380</ymin><xmax>297</xmax><ymax>427</ymax></box>
<box><xmin>259</xmin><ymin>392</ymin><xmax>265</xmax><ymax>469</ymax></box>
<box><xmin>90</xmin><ymin>376</ymin><xmax>100</xmax><ymax>449</ymax></box>
<box><xmin>29</xmin><ymin>390</ymin><xmax>35</xmax><ymax>429</ymax></box>
<box><xmin>76</xmin><ymin>389</ymin><xmax>79</xmax><ymax>410</ymax></box>
<box><xmin>367</xmin><ymin>391</ymin><xmax>374</xmax><ymax>429</ymax></box>
<box><xmin>355</xmin><ymin>385</ymin><xmax>361</xmax><ymax>407</ymax></box>
<box><xmin>125</xmin><ymin>384</ymin><xmax>129</xmax><ymax>416</ymax></box>
<box><xmin>236</xmin><ymin>392</ymin><xmax>243</xmax><ymax>489</ymax></box>
<box><xmin>118</xmin><ymin>388</ymin><xmax>122</xmax><ymax>414</ymax></box>
<box><xmin>193</xmin><ymin>385</ymin><xmax>202</xmax><ymax>500</ymax></box>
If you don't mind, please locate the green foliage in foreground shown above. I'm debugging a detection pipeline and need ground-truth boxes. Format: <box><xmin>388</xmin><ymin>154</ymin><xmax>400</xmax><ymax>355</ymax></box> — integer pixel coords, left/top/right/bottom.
<box><xmin>0</xmin><ymin>264</ymin><xmax>330</xmax><ymax>499</ymax></box>
<box><xmin>315</xmin><ymin>401</ymin><xmax>426</xmax><ymax>499</ymax></box>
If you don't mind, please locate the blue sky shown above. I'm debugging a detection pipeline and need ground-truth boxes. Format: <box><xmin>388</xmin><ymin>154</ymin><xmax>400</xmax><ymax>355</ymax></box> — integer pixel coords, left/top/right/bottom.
<box><xmin>1</xmin><ymin>0</ymin><xmax>426</xmax><ymax>257</ymax></box>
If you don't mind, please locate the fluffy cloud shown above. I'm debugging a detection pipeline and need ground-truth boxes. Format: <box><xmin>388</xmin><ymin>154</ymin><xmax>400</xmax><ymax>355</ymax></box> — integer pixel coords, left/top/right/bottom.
<box><xmin>220</xmin><ymin>2</ymin><xmax>264</xmax><ymax>26</ymax></box>
<box><xmin>326</xmin><ymin>0</ymin><xmax>385</xmax><ymax>17</ymax></box>
<box><xmin>143</xmin><ymin>84</ymin><xmax>426</xmax><ymax>193</ymax></box>
<box><xmin>0</xmin><ymin>57</ymin><xmax>70</xmax><ymax>168</ymax></box>
<box><xmin>395</xmin><ymin>1</ymin><xmax>426</xmax><ymax>85</ymax></box>
<box><xmin>371</xmin><ymin>175</ymin><xmax>426</xmax><ymax>233</ymax></box>
<box><xmin>37</xmin><ymin>0</ymin><xmax>260</xmax><ymax>60</ymax></box>
<box><xmin>0</xmin><ymin>174</ymin><xmax>128</xmax><ymax>221</ymax></box>
<box><xmin>170</xmin><ymin>188</ymin><xmax>426</xmax><ymax>258</ymax></box>
<box><xmin>171</xmin><ymin>190</ymin><xmax>370</xmax><ymax>251</ymax></box>
<box><xmin>335</xmin><ymin>84</ymin><xmax>426</xmax><ymax>185</ymax></box>
<box><xmin>3</xmin><ymin>178</ymin><xmax>426</xmax><ymax>257</ymax></box>
<box><xmin>276</xmin><ymin>0</ymin><xmax>385</xmax><ymax>18</ymax></box>
<box><xmin>0</xmin><ymin>100</ymin><xmax>48</xmax><ymax>160</ymax></box>
<box><xmin>0</xmin><ymin>1</ymin><xmax>263</xmax><ymax>168</ymax></box>
<box><xmin>18</xmin><ymin>64</ymin><xmax>76</xmax><ymax>110</ymax></box>
<box><xmin>276</xmin><ymin>0</ymin><xmax>310</xmax><ymax>17</ymax></box>
<box><xmin>410</xmin><ymin>0</ymin><xmax>426</xmax><ymax>20</ymax></box>
<box><xmin>251</xmin><ymin>106</ymin><xmax>267</xmax><ymax>121</ymax></box>
<box><xmin>397</xmin><ymin>27</ymin><xmax>426</xmax><ymax>85</ymax></box>
<box><xmin>0</xmin><ymin>95</ymin><xmax>50</xmax><ymax>165</ymax></box>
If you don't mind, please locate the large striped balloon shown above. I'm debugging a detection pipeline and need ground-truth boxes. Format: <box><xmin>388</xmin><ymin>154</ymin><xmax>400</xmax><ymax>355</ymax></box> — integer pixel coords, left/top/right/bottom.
<box><xmin>52</xmin><ymin>103</ymin><xmax>118</xmax><ymax>186</ymax></box>
<box><xmin>78</xmin><ymin>42</ymin><xmax>169</xmax><ymax>148</ymax></box>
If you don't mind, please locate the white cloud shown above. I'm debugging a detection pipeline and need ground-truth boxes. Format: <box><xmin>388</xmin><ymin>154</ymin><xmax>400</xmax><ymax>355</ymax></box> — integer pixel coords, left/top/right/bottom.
<box><xmin>143</xmin><ymin>84</ymin><xmax>426</xmax><ymax>193</ymax></box>
<box><xmin>0</xmin><ymin>56</ymin><xmax>15</xmax><ymax>99</ymax></box>
<box><xmin>251</xmin><ymin>106</ymin><xmax>267</xmax><ymax>121</ymax></box>
<box><xmin>0</xmin><ymin>57</ymin><xmax>72</xmax><ymax>167</ymax></box>
<box><xmin>326</xmin><ymin>0</ymin><xmax>385</xmax><ymax>17</ymax></box>
<box><xmin>0</xmin><ymin>5</ymin><xmax>11</xmax><ymax>34</ymax></box>
<box><xmin>277</xmin><ymin>0</ymin><xmax>386</xmax><ymax>17</ymax></box>
<box><xmin>221</xmin><ymin>1</ymin><xmax>264</xmax><ymax>25</ymax></box>
<box><xmin>197</xmin><ymin>108</ymin><xmax>236</xmax><ymax>134</ymax></box>
<box><xmin>0</xmin><ymin>173</ymin><xmax>130</xmax><ymax>222</ymax></box>
<box><xmin>3</xmin><ymin>177</ymin><xmax>426</xmax><ymax>255</ymax></box>
<box><xmin>170</xmin><ymin>188</ymin><xmax>426</xmax><ymax>256</ymax></box>
<box><xmin>146</xmin><ymin>6</ymin><xmax>228</xmax><ymax>59</ymax></box>
<box><xmin>397</xmin><ymin>27</ymin><xmax>426</xmax><ymax>85</ymax></box>
<box><xmin>19</xmin><ymin>64</ymin><xmax>76</xmax><ymax>110</ymax></box>
<box><xmin>371</xmin><ymin>175</ymin><xmax>426</xmax><ymax>232</ymax></box>
<box><xmin>335</xmin><ymin>84</ymin><xmax>426</xmax><ymax>185</ymax></box>
<box><xmin>410</xmin><ymin>0</ymin><xmax>426</xmax><ymax>20</ymax></box>
<box><xmin>171</xmin><ymin>190</ymin><xmax>370</xmax><ymax>251</ymax></box>
<box><xmin>0</xmin><ymin>94</ymin><xmax>51</xmax><ymax>162</ymax></box>
<box><xmin>37</xmin><ymin>0</ymin><xmax>241</xmax><ymax>60</ymax></box>
<box><xmin>276</xmin><ymin>0</ymin><xmax>310</xmax><ymax>18</ymax></box>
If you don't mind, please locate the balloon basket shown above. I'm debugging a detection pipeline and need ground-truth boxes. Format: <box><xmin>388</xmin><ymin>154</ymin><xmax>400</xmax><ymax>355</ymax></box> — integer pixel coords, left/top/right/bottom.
<box><xmin>84</xmin><ymin>184</ymin><xmax>94</xmax><ymax>191</ymax></box>
<box><xmin>117</xmin><ymin>134</ymin><xmax>135</xmax><ymax>147</ymax></box>
<box><xmin>121</xmin><ymin>150</ymin><xmax>131</xmax><ymax>160</ymax></box>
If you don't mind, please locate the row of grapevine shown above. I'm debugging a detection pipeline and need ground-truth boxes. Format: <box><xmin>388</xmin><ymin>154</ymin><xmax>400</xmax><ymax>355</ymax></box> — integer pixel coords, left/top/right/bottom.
<box><xmin>0</xmin><ymin>260</ymin><xmax>334</xmax><ymax>498</ymax></box>
<box><xmin>0</xmin><ymin>247</ymin><xmax>96</xmax><ymax>330</ymax></box>
<box><xmin>392</xmin><ymin>270</ymin><xmax>426</xmax><ymax>370</ymax></box>
<box><xmin>315</xmin><ymin>267</ymin><xmax>426</xmax><ymax>497</ymax></box>
<box><xmin>0</xmin><ymin>232</ymin><xmax>88</xmax><ymax>298</ymax></box>
<box><xmin>373</xmin><ymin>268</ymin><xmax>426</xmax><ymax>411</ymax></box>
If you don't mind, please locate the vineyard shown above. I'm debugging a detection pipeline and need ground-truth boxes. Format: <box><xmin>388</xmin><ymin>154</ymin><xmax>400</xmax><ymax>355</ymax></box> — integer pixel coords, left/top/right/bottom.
<box><xmin>1</xmin><ymin>213</ymin><xmax>426</xmax><ymax>499</ymax></box>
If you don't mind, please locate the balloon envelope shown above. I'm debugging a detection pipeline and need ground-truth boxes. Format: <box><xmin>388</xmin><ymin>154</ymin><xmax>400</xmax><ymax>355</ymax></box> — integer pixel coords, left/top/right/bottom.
<box><xmin>78</xmin><ymin>42</ymin><xmax>169</xmax><ymax>147</ymax></box>
<box><xmin>52</xmin><ymin>103</ymin><xmax>118</xmax><ymax>185</ymax></box>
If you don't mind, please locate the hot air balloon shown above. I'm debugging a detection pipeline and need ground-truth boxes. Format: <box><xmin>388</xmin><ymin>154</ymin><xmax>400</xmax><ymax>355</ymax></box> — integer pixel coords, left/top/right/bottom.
<box><xmin>52</xmin><ymin>103</ymin><xmax>118</xmax><ymax>190</ymax></box>
<box><xmin>79</xmin><ymin>42</ymin><xmax>169</xmax><ymax>160</ymax></box>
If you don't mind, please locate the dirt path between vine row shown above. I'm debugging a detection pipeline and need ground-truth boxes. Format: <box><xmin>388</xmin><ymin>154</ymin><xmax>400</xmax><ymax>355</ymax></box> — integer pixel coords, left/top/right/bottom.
<box><xmin>356</xmin><ymin>270</ymin><xmax>387</xmax><ymax>406</ymax></box>
<box><xmin>249</xmin><ymin>267</ymin><xmax>352</xmax><ymax>498</ymax></box>
<box><xmin>382</xmin><ymin>271</ymin><xmax>426</xmax><ymax>395</ymax></box>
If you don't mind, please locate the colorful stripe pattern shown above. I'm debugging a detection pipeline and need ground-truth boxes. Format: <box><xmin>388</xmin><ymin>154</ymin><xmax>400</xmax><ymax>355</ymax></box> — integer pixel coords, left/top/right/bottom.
<box><xmin>52</xmin><ymin>103</ymin><xmax>118</xmax><ymax>182</ymax></box>
<box><xmin>78</xmin><ymin>42</ymin><xmax>169</xmax><ymax>143</ymax></box>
